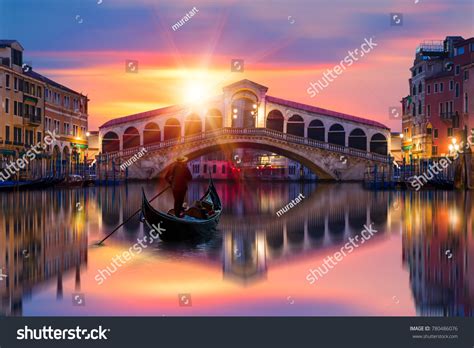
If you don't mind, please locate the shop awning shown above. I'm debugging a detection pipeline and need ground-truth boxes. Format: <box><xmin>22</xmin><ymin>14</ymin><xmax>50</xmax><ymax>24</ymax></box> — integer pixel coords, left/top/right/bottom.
<box><xmin>0</xmin><ymin>149</ymin><xmax>16</xmax><ymax>156</ymax></box>
<box><xmin>23</xmin><ymin>96</ymin><xmax>38</xmax><ymax>104</ymax></box>
<box><xmin>402</xmin><ymin>145</ymin><xmax>412</xmax><ymax>151</ymax></box>
<box><xmin>71</xmin><ymin>143</ymin><xmax>88</xmax><ymax>149</ymax></box>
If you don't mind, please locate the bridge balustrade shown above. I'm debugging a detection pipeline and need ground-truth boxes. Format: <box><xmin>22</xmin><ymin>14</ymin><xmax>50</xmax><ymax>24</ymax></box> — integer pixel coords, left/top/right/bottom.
<box><xmin>99</xmin><ymin>128</ymin><xmax>390</xmax><ymax>164</ymax></box>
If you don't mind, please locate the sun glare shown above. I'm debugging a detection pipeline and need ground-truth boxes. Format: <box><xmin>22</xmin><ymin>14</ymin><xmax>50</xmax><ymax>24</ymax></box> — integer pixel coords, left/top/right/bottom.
<box><xmin>184</xmin><ymin>83</ymin><xmax>207</xmax><ymax>103</ymax></box>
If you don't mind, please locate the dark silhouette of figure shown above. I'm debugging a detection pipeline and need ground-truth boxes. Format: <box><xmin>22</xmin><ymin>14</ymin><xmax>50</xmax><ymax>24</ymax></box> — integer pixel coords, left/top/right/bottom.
<box><xmin>165</xmin><ymin>156</ymin><xmax>192</xmax><ymax>217</ymax></box>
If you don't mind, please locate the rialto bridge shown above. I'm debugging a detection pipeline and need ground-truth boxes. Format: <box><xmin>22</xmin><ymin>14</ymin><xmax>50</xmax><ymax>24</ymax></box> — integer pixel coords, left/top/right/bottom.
<box><xmin>98</xmin><ymin>80</ymin><xmax>392</xmax><ymax>180</ymax></box>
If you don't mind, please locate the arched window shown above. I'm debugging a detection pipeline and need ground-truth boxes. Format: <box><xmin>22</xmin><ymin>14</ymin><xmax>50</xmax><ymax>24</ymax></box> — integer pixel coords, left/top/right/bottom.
<box><xmin>232</xmin><ymin>98</ymin><xmax>257</xmax><ymax>128</ymax></box>
<box><xmin>164</xmin><ymin>118</ymin><xmax>181</xmax><ymax>140</ymax></box>
<box><xmin>184</xmin><ymin>114</ymin><xmax>202</xmax><ymax>136</ymax></box>
<box><xmin>287</xmin><ymin>115</ymin><xmax>304</xmax><ymax>137</ymax></box>
<box><xmin>370</xmin><ymin>133</ymin><xmax>388</xmax><ymax>155</ymax></box>
<box><xmin>123</xmin><ymin>127</ymin><xmax>140</xmax><ymax>149</ymax></box>
<box><xmin>143</xmin><ymin>123</ymin><xmax>161</xmax><ymax>145</ymax></box>
<box><xmin>348</xmin><ymin>128</ymin><xmax>367</xmax><ymax>151</ymax></box>
<box><xmin>308</xmin><ymin>119</ymin><xmax>325</xmax><ymax>141</ymax></box>
<box><xmin>102</xmin><ymin>131</ymin><xmax>120</xmax><ymax>153</ymax></box>
<box><xmin>205</xmin><ymin>109</ymin><xmax>223</xmax><ymax>131</ymax></box>
<box><xmin>328</xmin><ymin>124</ymin><xmax>345</xmax><ymax>146</ymax></box>
<box><xmin>266</xmin><ymin>110</ymin><xmax>284</xmax><ymax>132</ymax></box>
<box><xmin>62</xmin><ymin>146</ymin><xmax>70</xmax><ymax>161</ymax></box>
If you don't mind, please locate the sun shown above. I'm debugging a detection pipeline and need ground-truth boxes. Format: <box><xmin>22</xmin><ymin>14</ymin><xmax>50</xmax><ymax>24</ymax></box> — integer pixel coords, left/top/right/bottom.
<box><xmin>184</xmin><ymin>83</ymin><xmax>207</xmax><ymax>103</ymax></box>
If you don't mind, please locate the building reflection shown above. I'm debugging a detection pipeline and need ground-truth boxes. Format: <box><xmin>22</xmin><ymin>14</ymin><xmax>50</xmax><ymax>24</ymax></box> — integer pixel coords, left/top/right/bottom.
<box><xmin>216</xmin><ymin>183</ymin><xmax>394</xmax><ymax>284</ymax></box>
<box><xmin>0</xmin><ymin>190</ymin><xmax>87</xmax><ymax>316</ymax></box>
<box><xmin>402</xmin><ymin>191</ymin><xmax>473</xmax><ymax>316</ymax></box>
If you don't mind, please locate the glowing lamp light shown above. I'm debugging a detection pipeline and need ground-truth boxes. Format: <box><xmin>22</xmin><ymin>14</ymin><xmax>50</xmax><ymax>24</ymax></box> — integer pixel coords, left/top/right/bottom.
<box><xmin>454</xmin><ymin>144</ymin><xmax>460</xmax><ymax>151</ymax></box>
<box><xmin>452</xmin><ymin>138</ymin><xmax>457</xmax><ymax>144</ymax></box>
<box><xmin>233</xmin><ymin>114</ymin><xmax>237</xmax><ymax>119</ymax></box>
<box><xmin>448</xmin><ymin>144</ymin><xmax>454</xmax><ymax>151</ymax></box>
<box><xmin>399</xmin><ymin>133</ymin><xmax>404</xmax><ymax>139</ymax></box>
<box><xmin>233</xmin><ymin>108</ymin><xmax>238</xmax><ymax>113</ymax></box>
<box><xmin>86</xmin><ymin>132</ymin><xmax>90</xmax><ymax>137</ymax></box>
<box><xmin>252</xmin><ymin>104</ymin><xmax>257</xmax><ymax>109</ymax></box>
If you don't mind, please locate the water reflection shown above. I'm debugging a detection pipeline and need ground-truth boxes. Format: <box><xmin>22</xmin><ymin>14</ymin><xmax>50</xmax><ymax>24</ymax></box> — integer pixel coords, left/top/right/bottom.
<box><xmin>0</xmin><ymin>182</ymin><xmax>472</xmax><ymax>316</ymax></box>
<box><xmin>402</xmin><ymin>191</ymin><xmax>474</xmax><ymax>316</ymax></box>
<box><xmin>0</xmin><ymin>189</ymin><xmax>88</xmax><ymax>316</ymax></box>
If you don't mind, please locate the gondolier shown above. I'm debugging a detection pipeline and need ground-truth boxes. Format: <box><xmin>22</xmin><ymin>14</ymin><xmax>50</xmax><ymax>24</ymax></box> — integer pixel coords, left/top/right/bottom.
<box><xmin>141</xmin><ymin>178</ymin><xmax>222</xmax><ymax>241</ymax></box>
<box><xmin>165</xmin><ymin>156</ymin><xmax>192</xmax><ymax>217</ymax></box>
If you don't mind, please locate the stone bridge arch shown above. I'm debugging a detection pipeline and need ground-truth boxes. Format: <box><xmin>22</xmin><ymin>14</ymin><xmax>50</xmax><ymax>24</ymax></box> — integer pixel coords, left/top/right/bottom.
<box><xmin>123</xmin><ymin>131</ymin><xmax>383</xmax><ymax>181</ymax></box>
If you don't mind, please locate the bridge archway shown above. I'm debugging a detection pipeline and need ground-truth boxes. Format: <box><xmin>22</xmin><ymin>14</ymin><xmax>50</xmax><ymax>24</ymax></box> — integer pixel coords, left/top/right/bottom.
<box><xmin>287</xmin><ymin>115</ymin><xmax>305</xmax><ymax>137</ymax></box>
<box><xmin>185</xmin><ymin>113</ymin><xmax>202</xmax><ymax>136</ymax></box>
<box><xmin>370</xmin><ymin>133</ymin><xmax>388</xmax><ymax>155</ymax></box>
<box><xmin>232</xmin><ymin>97</ymin><xmax>257</xmax><ymax>128</ymax></box>
<box><xmin>102</xmin><ymin>131</ymin><xmax>120</xmax><ymax>153</ymax></box>
<box><xmin>328</xmin><ymin>124</ymin><xmax>345</xmax><ymax>146</ymax></box>
<box><xmin>158</xmin><ymin>140</ymin><xmax>338</xmax><ymax>180</ymax></box>
<box><xmin>205</xmin><ymin>109</ymin><xmax>223</xmax><ymax>131</ymax></box>
<box><xmin>123</xmin><ymin>127</ymin><xmax>140</xmax><ymax>149</ymax></box>
<box><xmin>266</xmin><ymin>110</ymin><xmax>284</xmax><ymax>132</ymax></box>
<box><xmin>164</xmin><ymin>118</ymin><xmax>181</xmax><ymax>140</ymax></box>
<box><xmin>143</xmin><ymin>122</ymin><xmax>161</xmax><ymax>145</ymax></box>
<box><xmin>348</xmin><ymin>128</ymin><xmax>367</xmax><ymax>151</ymax></box>
<box><xmin>308</xmin><ymin>119</ymin><xmax>325</xmax><ymax>141</ymax></box>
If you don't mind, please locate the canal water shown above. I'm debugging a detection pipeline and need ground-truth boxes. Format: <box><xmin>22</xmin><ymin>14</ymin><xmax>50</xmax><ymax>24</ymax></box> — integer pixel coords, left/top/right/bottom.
<box><xmin>0</xmin><ymin>181</ymin><xmax>472</xmax><ymax>316</ymax></box>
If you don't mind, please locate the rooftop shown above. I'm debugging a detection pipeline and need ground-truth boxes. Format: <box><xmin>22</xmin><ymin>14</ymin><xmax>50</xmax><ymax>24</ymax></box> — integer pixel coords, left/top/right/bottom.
<box><xmin>265</xmin><ymin>96</ymin><xmax>389</xmax><ymax>129</ymax></box>
<box><xmin>25</xmin><ymin>69</ymin><xmax>82</xmax><ymax>95</ymax></box>
<box><xmin>416</xmin><ymin>40</ymin><xmax>445</xmax><ymax>54</ymax></box>
<box><xmin>100</xmin><ymin>89</ymin><xmax>388</xmax><ymax>130</ymax></box>
<box><xmin>100</xmin><ymin>104</ymin><xmax>188</xmax><ymax>129</ymax></box>
<box><xmin>0</xmin><ymin>40</ymin><xmax>23</xmax><ymax>50</ymax></box>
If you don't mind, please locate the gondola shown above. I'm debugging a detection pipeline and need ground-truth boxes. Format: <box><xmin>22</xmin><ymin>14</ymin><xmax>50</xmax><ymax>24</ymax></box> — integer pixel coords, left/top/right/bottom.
<box><xmin>141</xmin><ymin>180</ymin><xmax>222</xmax><ymax>241</ymax></box>
<box><xmin>0</xmin><ymin>180</ymin><xmax>34</xmax><ymax>191</ymax></box>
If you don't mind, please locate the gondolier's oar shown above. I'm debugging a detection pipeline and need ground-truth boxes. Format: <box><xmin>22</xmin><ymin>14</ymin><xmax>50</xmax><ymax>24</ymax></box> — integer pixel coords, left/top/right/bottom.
<box><xmin>92</xmin><ymin>185</ymin><xmax>171</xmax><ymax>246</ymax></box>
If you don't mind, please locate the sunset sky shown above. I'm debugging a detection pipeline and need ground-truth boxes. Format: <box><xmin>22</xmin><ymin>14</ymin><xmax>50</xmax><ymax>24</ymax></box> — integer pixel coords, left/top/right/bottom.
<box><xmin>1</xmin><ymin>0</ymin><xmax>473</xmax><ymax>131</ymax></box>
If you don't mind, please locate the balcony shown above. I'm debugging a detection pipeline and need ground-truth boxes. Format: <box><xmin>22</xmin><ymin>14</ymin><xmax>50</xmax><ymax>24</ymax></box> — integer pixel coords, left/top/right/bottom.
<box><xmin>416</xmin><ymin>40</ymin><xmax>444</xmax><ymax>54</ymax></box>
<box><xmin>23</xmin><ymin>113</ymin><xmax>42</xmax><ymax>126</ymax></box>
<box><xmin>440</xmin><ymin>111</ymin><xmax>454</xmax><ymax>121</ymax></box>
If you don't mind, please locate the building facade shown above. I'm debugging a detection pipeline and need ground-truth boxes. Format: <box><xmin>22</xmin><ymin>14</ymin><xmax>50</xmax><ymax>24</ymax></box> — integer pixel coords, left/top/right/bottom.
<box><xmin>0</xmin><ymin>40</ymin><xmax>88</xmax><ymax>179</ymax></box>
<box><xmin>402</xmin><ymin>36</ymin><xmax>474</xmax><ymax>161</ymax></box>
<box><xmin>0</xmin><ymin>40</ymin><xmax>45</xmax><ymax>177</ymax></box>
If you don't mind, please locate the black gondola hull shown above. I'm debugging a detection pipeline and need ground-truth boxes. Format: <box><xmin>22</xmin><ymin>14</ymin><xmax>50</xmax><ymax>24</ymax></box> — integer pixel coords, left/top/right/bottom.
<box><xmin>141</xmin><ymin>182</ymin><xmax>222</xmax><ymax>242</ymax></box>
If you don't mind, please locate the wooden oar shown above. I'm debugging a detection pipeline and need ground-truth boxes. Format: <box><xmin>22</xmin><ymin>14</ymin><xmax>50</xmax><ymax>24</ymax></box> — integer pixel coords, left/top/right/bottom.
<box><xmin>92</xmin><ymin>185</ymin><xmax>171</xmax><ymax>246</ymax></box>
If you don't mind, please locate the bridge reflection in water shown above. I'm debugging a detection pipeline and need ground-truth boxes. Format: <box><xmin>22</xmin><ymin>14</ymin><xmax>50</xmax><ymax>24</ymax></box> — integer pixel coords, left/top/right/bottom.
<box><xmin>0</xmin><ymin>182</ymin><xmax>472</xmax><ymax>316</ymax></box>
